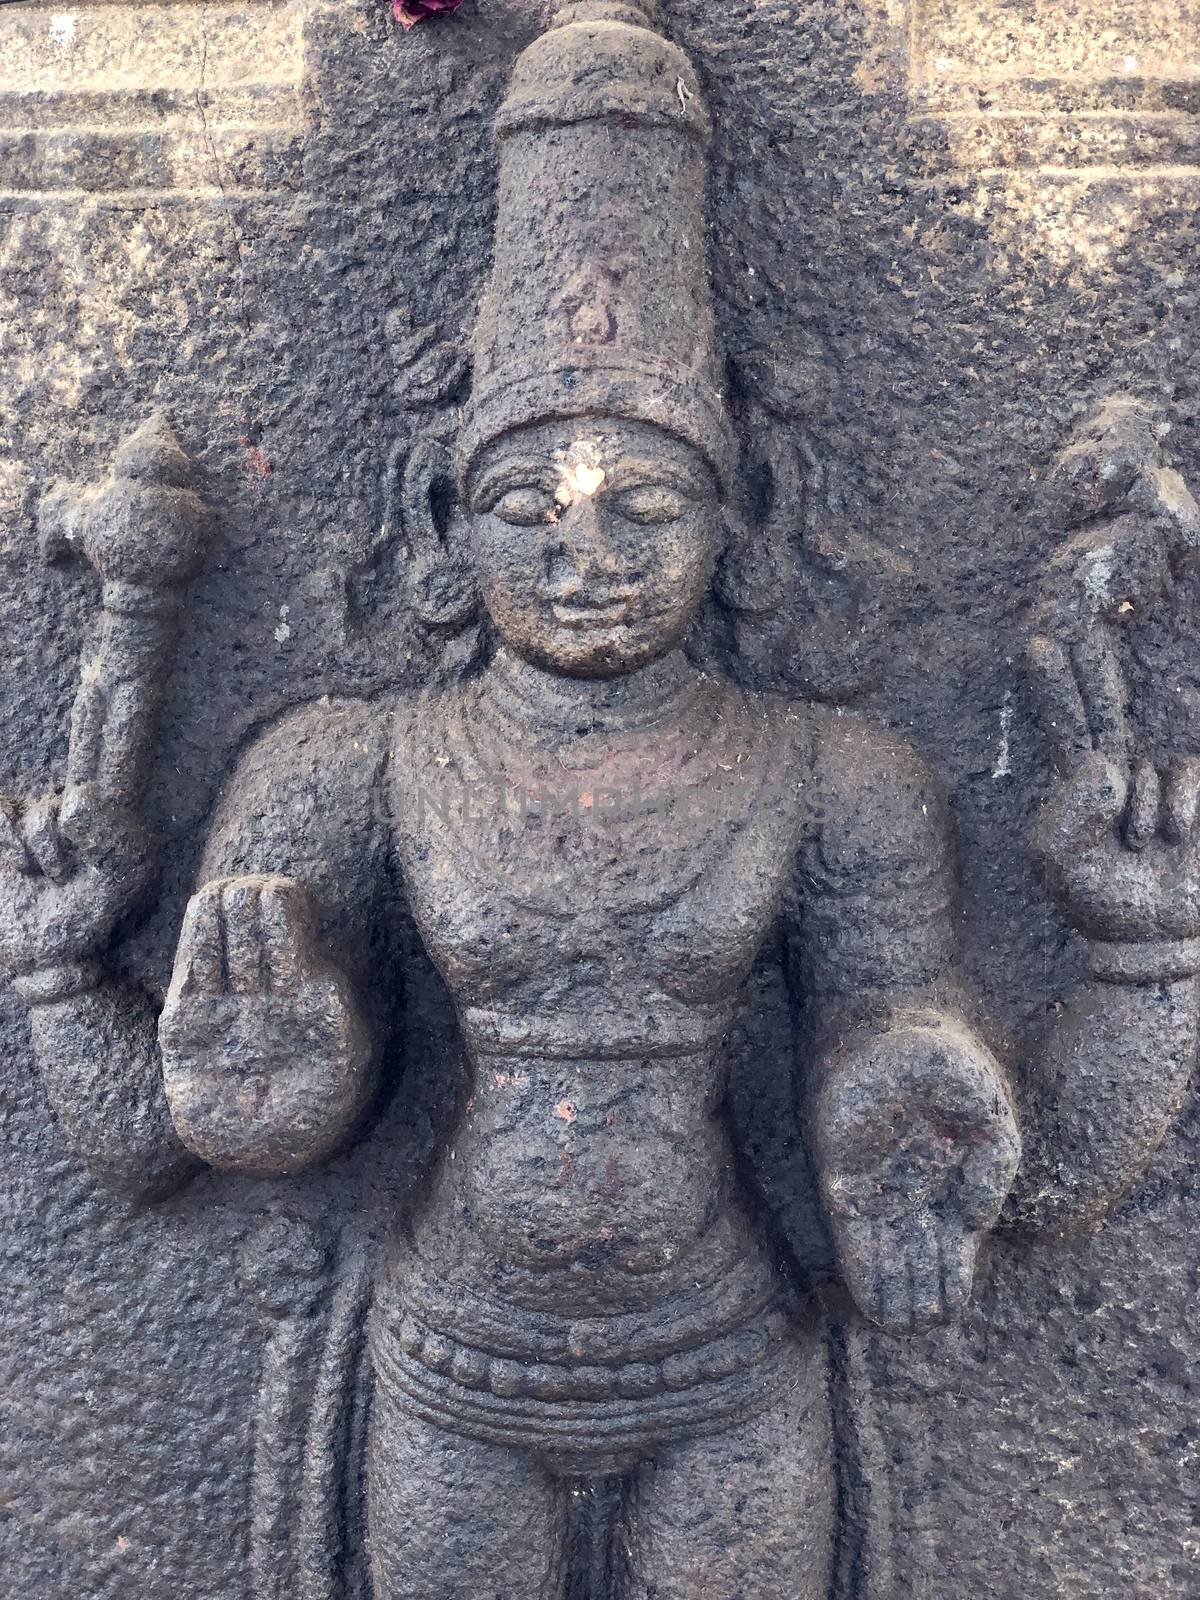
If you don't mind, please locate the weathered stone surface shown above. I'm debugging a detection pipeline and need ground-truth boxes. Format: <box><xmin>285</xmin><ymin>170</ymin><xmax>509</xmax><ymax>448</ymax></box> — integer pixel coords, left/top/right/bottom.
<box><xmin>0</xmin><ymin>1</ymin><xmax>1197</xmax><ymax>1597</ymax></box>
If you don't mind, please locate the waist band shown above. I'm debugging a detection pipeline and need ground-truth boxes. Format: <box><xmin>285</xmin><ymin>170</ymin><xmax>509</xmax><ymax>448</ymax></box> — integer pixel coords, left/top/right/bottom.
<box><xmin>461</xmin><ymin>1000</ymin><xmax>732</xmax><ymax>1060</ymax></box>
<box><xmin>371</xmin><ymin>1302</ymin><xmax>796</xmax><ymax>1464</ymax></box>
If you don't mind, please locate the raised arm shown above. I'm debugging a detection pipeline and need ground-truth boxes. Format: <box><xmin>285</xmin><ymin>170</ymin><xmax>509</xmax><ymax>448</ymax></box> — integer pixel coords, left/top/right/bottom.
<box><xmin>0</xmin><ymin>419</ymin><xmax>397</xmax><ymax>1198</ymax></box>
<box><xmin>2</xmin><ymin>809</ymin><xmax>195</xmax><ymax>1202</ymax></box>
<box><xmin>158</xmin><ymin>698</ymin><xmax>394</xmax><ymax>1175</ymax></box>
<box><xmin>1011</xmin><ymin>755</ymin><xmax>1200</xmax><ymax>1234</ymax></box>
<box><xmin>3</xmin><ymin>690</ymin><xmax>394</xmax><ymax>1197</ymax></box>
<box><xmin>791</xmin><ymin>714</ymin><xmax>1020</xmax><ymax>1335</ymax></box>
<box><xmin>0</xmin><ymin>416</ymin><xmax>208</xmax><ymax>1201</ymax></box>
<box><xmin>1012</xmin><ymin>396</ymin><xmax>1200</xmax><ymax>1236</ymax></box>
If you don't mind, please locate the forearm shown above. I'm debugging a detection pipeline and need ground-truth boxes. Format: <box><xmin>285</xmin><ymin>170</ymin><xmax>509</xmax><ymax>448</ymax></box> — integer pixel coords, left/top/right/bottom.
<box><xmin>796</xmin><ymin>715</ymin><xmax>1023</xmax><ymax>1331</ymax></box>
<box><xmin>17</xmin><ymin>962</ymin><xmax>197</xmax><ymax>1203</ymax></box>
<box><xmin>1008</xmin><ymin>963</ymin><xmax>1199</xmax><ymax>1237</ymax></box>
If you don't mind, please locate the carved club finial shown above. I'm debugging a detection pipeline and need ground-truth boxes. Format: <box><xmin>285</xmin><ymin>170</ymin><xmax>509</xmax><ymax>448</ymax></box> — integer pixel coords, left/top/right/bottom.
<box><xmin>111</xmin><ymin>410</ymin><xmax>197</xmax><ymax>491</ymax></box>
<box><xmin>39</xmin><ymin>412</ymin><xmax>208</xmax><ymax>596</ymax></box>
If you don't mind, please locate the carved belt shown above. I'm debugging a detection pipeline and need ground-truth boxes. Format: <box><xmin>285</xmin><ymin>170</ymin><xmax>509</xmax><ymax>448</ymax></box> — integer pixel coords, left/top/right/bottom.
<box><xmin>369</xmin><ymin>1300</ymin><xmax>798</xmax><ymax>1463</ymax></box>
<box><xmin>459</xmin><ymin>1000</ymin><xmax>733</xmax><ymax>1060</ymax></box>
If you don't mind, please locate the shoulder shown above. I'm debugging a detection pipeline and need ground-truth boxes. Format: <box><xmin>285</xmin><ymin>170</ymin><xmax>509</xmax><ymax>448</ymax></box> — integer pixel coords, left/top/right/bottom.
<box><xmin>807</xmin><ymin>704</ymin><xmax>945</xmax><ymax>808</ymax></box>
<box><xmin>390</xmin><ymin>679</ymin><xmax>467</xmax><ymax>756</ymax></box>
<box><xmin>797</xmin><ymin>703</ymin><xmax>953</xmax><ymax>881</ymax></box>
<box><xmin>200</xmin><ymin>695</ymin><xmax>394</xmax><ymax>887</ymax></box>
<box><xmin>719</xmin><ymin>687</ymin><xmax>939</xmax><ymax>808</ymax></box>
<box><xmin>224</xmin><ymin>694</ymin><xmax>391</xmax><ymax>780</ymax></box>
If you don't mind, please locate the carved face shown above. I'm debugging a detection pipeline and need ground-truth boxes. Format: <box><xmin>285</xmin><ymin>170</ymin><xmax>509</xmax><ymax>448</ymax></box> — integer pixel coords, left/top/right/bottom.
<box><xmin>467</xmin><ymin>420</ymin><xmax>720</xmax><ymax>677</ymax></box>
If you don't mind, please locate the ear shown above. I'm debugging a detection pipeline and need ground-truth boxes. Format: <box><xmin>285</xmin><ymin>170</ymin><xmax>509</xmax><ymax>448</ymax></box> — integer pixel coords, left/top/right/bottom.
<box><xmin>381</xmin><ymin>311</ymin><xmax>478</xmax><ymax>637</ymax></box>
<box><xmin>713</xmin><ymin>429</ymin><xmax>802</xmax><ymax>618</ymax></box>
<box><xmin>394</xmin><ymin>435</ymin><xmax>478</xmax><ymax>631</ymax></box>
<box><xmin>715</xmin><ymin>351</ymin><xmax>817</xmax><ymax>619</ymax></box>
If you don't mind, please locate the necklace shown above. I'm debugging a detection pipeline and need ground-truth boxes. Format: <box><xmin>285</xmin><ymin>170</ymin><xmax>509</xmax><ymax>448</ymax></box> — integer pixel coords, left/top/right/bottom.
<box><xmin>480</xmin><ymin>648</ymin><xmax>707</xmax><ymax>769</ymax></box>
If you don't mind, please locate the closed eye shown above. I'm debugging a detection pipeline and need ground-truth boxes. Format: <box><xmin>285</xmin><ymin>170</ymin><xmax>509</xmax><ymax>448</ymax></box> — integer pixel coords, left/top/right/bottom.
<box><xmin>491</xmin><ymin>486</ymin><xmax>559</xmax><ymax>526</ymax></box>
<box><xmin>613</xmin><ymin>484</ymin><xmax>690</xmax><ymax>525</ymax></box>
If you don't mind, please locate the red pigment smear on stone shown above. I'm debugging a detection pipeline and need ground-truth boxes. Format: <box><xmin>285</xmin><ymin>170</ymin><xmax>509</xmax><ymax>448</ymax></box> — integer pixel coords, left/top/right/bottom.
<box><xmin>393</xmin><ymin>0</ymin><xmax>464</xmax><ymax>28</ymax></box>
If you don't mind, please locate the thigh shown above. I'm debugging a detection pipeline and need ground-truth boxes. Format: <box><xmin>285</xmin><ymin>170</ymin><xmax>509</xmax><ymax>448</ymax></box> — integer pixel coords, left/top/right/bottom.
<box><xmin>368</xmin><ymin>1386</ymin><xmax>570</xmax><ymax>1600</ymax></box>
<box><xmin>624</xmin><ymin>1345</ymin><xmax>834</xmax><ymax>1600</ymax></box>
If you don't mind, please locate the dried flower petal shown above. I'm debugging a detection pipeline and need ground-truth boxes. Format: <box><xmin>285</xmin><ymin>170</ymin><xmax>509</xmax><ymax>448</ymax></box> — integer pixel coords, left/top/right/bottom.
<box><xmin>393</xmin><ymin>0</ymin><xmax>464</xmax><ymax>28</ymax></box>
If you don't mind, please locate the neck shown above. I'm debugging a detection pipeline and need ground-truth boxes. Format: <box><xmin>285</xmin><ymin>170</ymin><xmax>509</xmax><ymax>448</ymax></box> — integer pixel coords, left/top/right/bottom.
<box><xmin>553</xmin><ymin>1</ymin><xmax>660</xmax><ymax>28</ymax></box>
<box><xmin>485</xmin><ymin>647</ymin><xmax>698</xmax><ymax>735</ymax></box>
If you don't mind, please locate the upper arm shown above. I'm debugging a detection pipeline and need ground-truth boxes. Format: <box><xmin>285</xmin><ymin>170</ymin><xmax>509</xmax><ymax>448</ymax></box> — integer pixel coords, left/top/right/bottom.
<box><xmin>198</xmin><ymin>696</ymin><xmax>396</xmax><ymax>1020</ymax></box>
<box><xmin>789</xmin><ymin>713</ymin><xmax>960</xmax><ymax>1039</ymax></box>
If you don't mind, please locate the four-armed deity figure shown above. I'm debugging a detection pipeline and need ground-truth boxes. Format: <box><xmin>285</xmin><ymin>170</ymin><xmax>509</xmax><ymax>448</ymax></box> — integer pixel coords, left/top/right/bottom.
<box><xmin>3</xmin><ymin>4</ymin><xmax>1200</xmax><ymax>1597</ymax></box>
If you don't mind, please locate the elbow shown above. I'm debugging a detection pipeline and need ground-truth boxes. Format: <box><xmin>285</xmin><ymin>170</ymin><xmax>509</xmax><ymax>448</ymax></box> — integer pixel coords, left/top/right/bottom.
<box><xmin>45</xmin><ymin>1084</ymin><xmax>200</xmax><ymax>1205</ymax></box>
<box><xmin>1005</xmin><ymin>988</ymin><xmax>1196</xmax><ymax>1239</ymax></box>
<box><xmin>1003</xmin><ymin>1116</ymin><xmax>1178</xmax><ymax>1241</ymax></box>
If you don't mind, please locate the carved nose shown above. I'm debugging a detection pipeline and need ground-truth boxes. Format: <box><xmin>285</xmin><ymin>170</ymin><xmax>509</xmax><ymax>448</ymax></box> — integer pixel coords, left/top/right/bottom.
<box><xmin>552</xmin><ymin>497</ymin><xmax>634</xmax><ymax>591</ymax></box>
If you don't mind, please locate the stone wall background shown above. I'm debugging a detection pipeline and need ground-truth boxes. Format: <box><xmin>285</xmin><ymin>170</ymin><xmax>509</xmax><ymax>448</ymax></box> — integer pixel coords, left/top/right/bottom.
<box><xmin>0</xmin><ymin>1</ymin><xmax>1196</xmax><ymax>1595</ymax></box>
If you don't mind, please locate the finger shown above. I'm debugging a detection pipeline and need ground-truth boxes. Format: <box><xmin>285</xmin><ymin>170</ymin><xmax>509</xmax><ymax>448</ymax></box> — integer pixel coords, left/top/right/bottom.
<box><xmin>1071</xmin><ymin>625</ymin><xmax>1131</xmax><ymax>764</ymax></box>
<box><xmin>1124</xmin><ymin>761</ymin><xmax>1160</xmax><ymax>851</ymax></box>
<box><xmin>862</xmin><ymin>1222</ymin><xmax>899</xmax><ymax>1333</ymax></box>
<box><xmin>959</xmin><ymin>1135</ymin><xmax>1020</xmax><ymax>1230</ymax></box>
<box><xmin>221</xmin><ymin>878</ymin><xmax>265</xmax><ymax>997</ymax></box>
<box><xmin>66</xmin><ymin>674</ymin><xmax>108</xmax><ymax>792</ymax></box>
<box><xmin>173</xmin><ymin>883</ymin><xmax>225</xmax><ymax>997</ymax></box>
<box><xmin>831</xmin><ymin>1211</ymin><xmax>913</xmax><ymax>1335</ymax></box>
<box><xmin>1162</xmin><ymin>758</ymin><xmax>1200</xmax><ymax>845</ymax></box>
<box><xmin>0</xmin><ymin>798</ymin><xmax>33</xmax><ymax>875</ymax></box>
<box><xmin>22</xmin><ymin>796</ymin><xmax>71</xmax><ymax>882</ymax></box>
<box><xmin>830</xmin><ymin>1215</ymin><xmax>887</xmax><ymax>1325</ymax></box>
<box><xmin>1026</xmin><ymin>636</ymin><xmax>1092</xmax><ymax>770</ymax></box>
<box><xmin>873</xmin><ymin>1242</ymin><xmax>920</xmax><ymax>1336</ymax></box>
<box><xmin>937</xmin><ymin>1226</ymin><xmax>978</xmax><ymax>1321</ymax></box>
<box><xmin>903</xmin><ymin>1211</ymin><xmax>944</xmax><ymax>1333</ymax></box>
<box><xmin>257</xmin><ymin>878</ymin><xmax>314</xmax><ymax>993</ymax></box>
<box><xmin>1034</xmin><ymin>750</ymin><xmax>1127</xmax><ymax>860</ymax></box>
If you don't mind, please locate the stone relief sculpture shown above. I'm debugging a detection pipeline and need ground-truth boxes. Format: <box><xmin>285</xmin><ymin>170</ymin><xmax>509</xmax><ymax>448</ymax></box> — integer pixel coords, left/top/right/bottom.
<box><xmin>2</xmin><ymin>3</ymin><xmax>1198</xmax><ymax>1597</ymax></box>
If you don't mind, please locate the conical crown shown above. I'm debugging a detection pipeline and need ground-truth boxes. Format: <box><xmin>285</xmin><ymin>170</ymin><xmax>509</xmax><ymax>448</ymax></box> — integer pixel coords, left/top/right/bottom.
<box><xmin>458</xmin><ymin>1</ymin><xmax>734</xmax><ymax>494</ymax></box>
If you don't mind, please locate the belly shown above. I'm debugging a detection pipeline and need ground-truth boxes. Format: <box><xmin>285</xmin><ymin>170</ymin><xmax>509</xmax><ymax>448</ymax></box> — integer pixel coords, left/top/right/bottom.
<box><xmin>442</xmin><ymin>1051</ymin><xmax>731</xmax><ymax>1275</ymax></box>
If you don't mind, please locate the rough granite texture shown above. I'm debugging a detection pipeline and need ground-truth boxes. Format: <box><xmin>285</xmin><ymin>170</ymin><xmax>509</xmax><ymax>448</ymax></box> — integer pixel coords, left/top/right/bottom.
<box><xmin>0</xmin><ymin>1</ymin><xmax>1198</xmax><ymax>1596</ymax></box>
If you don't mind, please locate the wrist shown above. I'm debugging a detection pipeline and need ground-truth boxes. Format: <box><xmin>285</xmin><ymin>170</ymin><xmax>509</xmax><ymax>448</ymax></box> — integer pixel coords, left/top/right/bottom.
<box><xmin>1086</xmin><ymin>936</ymin><xmax>1200</xmax><ymax>985</ymax></box>
<box><xmin>13</xmin><ymin>960</ymin><xmax>104</xmax><ymax>1007</ymax></box>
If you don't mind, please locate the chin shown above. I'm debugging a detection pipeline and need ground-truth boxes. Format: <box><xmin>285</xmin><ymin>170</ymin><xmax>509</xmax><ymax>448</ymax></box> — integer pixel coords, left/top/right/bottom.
<box><xmin>519</xmin><ymin>620</ymin><xmax>680</xmax><ymax>679</ymax></box>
